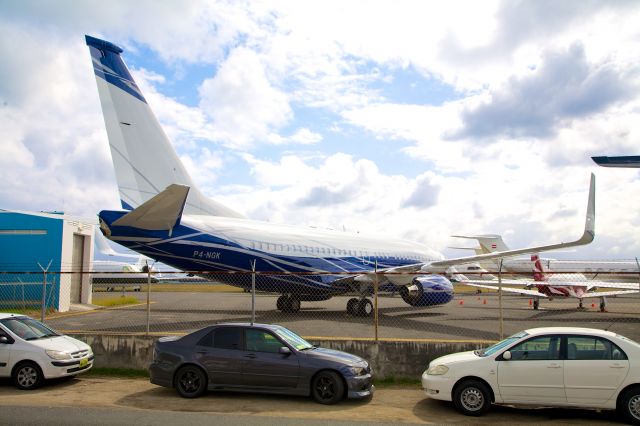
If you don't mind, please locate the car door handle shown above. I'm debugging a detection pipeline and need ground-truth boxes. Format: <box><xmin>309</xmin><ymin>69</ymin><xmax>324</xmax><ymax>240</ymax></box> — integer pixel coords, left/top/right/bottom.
<box><xmin>196</xmin><ymin>350</ymin><xmax>208</xmax><ymax>354</ymax></box>
<box><xmin>610</xmin><ymin>364</ymin><xmax>626</xmax><ymax>369</ymax></box>
<box><xmin>547</xmin><ymin>364</ymin><xmax>562</xmax><ymax>368</ymax></box>
<box><xmin>244</xmin><ymin>354</ymin><xmax>256</xmax><ymax>359</ymax></box>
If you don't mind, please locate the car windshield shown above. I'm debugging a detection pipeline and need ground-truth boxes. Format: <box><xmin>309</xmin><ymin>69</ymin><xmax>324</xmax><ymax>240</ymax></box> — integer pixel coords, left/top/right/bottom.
<box><xmin>0</xmin><ymin>317</ymin><xmax>60</xmax><ymax>341</ymax></box>
<box><xmin>274</xmin><ymin>326</ymin><xmax>314</xmax><ymax>351</ymax></box>
<box><xmin>476</xmin><ymin>331</ymin><xmax>529</xmax><ymax>357</ymax></box>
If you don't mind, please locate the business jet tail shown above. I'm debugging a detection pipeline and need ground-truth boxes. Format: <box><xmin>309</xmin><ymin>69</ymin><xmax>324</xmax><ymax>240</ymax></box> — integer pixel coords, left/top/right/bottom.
<box><xmin>85</xmin><ymin>35</ymin><xmax>242</xmax><ymax>218</ymax></box>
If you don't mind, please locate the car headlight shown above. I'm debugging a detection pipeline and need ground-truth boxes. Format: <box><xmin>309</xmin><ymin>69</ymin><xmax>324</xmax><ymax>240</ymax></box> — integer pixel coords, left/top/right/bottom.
<box><xmin>45</xmin><ymin>349</ymin><xmax>72</xmax><ymax>360</ymax></box>
<box><xmin>346</xmin><ymin>366</ymin><xmax>367</xmax><ymax>376</ymax></box>
<box><xmin>426</xmin><ymin>365</ymin><xmax>449</xmax><ymax>376</ymax></box>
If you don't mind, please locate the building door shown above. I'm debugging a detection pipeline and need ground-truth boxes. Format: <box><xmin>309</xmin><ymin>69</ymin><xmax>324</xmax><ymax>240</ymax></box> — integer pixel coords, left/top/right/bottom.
<box><xmin>70</xmin><ymin>234</ymin><xmax>85</xmax><ymax>303</ymax></box>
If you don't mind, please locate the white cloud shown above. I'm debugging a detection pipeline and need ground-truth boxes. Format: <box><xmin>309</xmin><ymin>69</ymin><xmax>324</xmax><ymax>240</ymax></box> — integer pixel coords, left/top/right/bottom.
<box><xmin>198</xmin><ymin>47</ymin><xmax>292</xmax><ymax>148</ymax></box>
<box><xmin>3</xmin><ymin>1</ymin><xmax>640</xmax><ymax>262</ymax></box>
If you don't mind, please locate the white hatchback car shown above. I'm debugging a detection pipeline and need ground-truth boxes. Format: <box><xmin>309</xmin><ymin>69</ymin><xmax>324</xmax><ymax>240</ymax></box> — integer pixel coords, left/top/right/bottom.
<box><xmin>0</xmin><ymin>313</ymin><xmax>93</xmax><ymax>389</ymax></box>
<box><xmin>422</xmin><ymin>327</ymin><xmax>640</xmax><ymax>424</ymax></box>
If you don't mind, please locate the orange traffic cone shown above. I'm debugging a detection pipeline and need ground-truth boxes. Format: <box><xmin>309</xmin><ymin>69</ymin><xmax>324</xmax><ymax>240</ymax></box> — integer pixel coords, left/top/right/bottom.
<box><xmin>459</xmin><ymin>299</ymin><xmax>464</xmax><ymax>305</ymax></box>
<box><xmin>483</xmin><ymin>299</ymin><xmax>487</xmax><ymax>305</ymax></box>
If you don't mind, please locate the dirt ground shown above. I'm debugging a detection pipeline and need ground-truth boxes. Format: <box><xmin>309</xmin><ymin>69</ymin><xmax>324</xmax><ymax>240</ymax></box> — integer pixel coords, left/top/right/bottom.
<box><xmin>0</xmin><ymin>376</ymin><xmax>623</xmax><ymax>425</ymax></box>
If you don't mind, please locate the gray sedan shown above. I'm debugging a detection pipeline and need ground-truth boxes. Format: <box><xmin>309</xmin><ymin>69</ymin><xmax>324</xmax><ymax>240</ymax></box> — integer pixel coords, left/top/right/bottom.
<box><xmin>149</xmin><ymin>323</ymin><xmax>374</xmax><ymax>404</ymax></box>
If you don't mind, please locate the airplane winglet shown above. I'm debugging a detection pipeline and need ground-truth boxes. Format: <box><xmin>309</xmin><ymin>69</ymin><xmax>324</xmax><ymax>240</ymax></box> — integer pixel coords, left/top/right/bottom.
<box><xmin>429</xmin><ymin>174</ymin><xmax>595</xmax><ymax>268</ymax></box>
<box><xmin>592</xmin><ymin>155</ymin><xmax>640</xmax><ymax>168</ymax></box>
<box><xmin>112</xmin><ymin>184</ymin><xmax>190</xmax><ymax>232</ymax></box>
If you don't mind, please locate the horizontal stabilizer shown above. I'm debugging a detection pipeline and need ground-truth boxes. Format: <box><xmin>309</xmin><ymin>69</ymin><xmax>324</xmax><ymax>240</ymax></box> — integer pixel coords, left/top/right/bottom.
<box><xmin>112</xmin><ymin>184</ymin><xmax>189</xmax><ymax>231</ymax></box>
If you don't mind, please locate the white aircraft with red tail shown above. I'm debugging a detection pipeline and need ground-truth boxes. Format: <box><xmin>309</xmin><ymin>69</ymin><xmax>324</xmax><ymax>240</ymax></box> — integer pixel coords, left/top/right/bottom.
<box><xmin>460</xmin><ymin>254</ymin><xmax>640</xmax><ymax>312</ymax></box>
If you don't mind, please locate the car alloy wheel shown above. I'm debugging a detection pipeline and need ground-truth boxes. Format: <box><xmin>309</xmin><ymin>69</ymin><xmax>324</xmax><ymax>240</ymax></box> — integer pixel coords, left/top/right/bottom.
<box><xmin>175</xmin><ymin>365</ymin><xmax>207</xmax><ymax>398</ymax></box>
<box><xmin>13</xmin><ymin>362</ymin><xmax>42</xmax><ymax>390</ymax></box>
<box><xmin>312</xmin><ymin>371</ymin><xmax>345</xmax><ymax>405</ymax></box>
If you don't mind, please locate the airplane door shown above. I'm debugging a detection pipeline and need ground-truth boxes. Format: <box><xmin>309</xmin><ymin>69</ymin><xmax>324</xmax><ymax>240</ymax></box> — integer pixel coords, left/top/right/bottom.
<box><xmin>242</xmin><ymin>329</ymin><xmax>300</xmax><ymax>388</ymax></box>
<box><xmin>564</xmin><ymin>335</ymin><xmax>630</xmax><ymax>405</ymax></box>
<box><xmin>195</xmin><ymin>327</ymin><xmax>243</xmax><ymax>386</ymax></box>
<box><xmin>497</xmin><ymin>335</ymin><xmax>566</xmax><ymax>404</ymax></box>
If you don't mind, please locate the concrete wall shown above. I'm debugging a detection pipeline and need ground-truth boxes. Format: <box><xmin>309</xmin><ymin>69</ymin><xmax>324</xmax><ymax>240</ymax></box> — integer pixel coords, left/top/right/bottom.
<box><xmin>72</xmin><ymin>333</ymin><xmax>486</xmax><ymax>378</ymax></box>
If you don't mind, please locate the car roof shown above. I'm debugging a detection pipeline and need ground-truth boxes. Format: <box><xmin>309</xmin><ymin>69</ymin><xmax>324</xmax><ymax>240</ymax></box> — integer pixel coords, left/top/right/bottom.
<box><xmin>524</xmin><ymin>326</ymin><xmax>618</xmax><ymax>338</ymax></box>
<box><xmin>0</xmin><ymin>313</ymin><xmax>28</xmax><ymax>321</ymax></box>
<box><xmin>214</xmin><ymin>323</ymin><xmax>284</xmax><ymax>331</ymax></box>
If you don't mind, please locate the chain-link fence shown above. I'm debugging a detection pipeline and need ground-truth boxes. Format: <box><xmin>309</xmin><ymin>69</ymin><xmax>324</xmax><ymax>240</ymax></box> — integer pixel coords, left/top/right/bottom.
<box><xmin>1</xmin><ymin>268</ymin><xmax>640</xmax><ymax>343</ymax></box>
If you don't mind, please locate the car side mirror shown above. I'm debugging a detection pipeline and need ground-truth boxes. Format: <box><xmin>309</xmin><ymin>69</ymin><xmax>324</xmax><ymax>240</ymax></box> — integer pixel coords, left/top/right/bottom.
<box><xmin>279</xmin><ymin>346</ymin><xmax>291</xmax><ymax>355</ymax></box>
<box><xmin>502</xmin><ymin>350</ymin><xmax>512</xmax><ymax>360</ymax></box>
<box><xmin>0</xmin><ymin>336</ymin><xmax>9</xmax><ymax>344</ymax></box>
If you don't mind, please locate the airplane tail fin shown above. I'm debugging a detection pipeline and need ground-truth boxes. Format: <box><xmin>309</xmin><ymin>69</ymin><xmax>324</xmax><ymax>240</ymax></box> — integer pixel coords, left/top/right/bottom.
<box><xmin>85</xmin><ymin>35</ymin><xmax>243</xmax><ymax>218</ymax></box>
<box><xmin>450</xmin><ymin>234</ymin><xmax>510</xmax><ymax>254</ymax></box>
<box><xmin>531</xmin><ymin>254</ymin><xmax>547</xmax><ymax>281</ymax></box>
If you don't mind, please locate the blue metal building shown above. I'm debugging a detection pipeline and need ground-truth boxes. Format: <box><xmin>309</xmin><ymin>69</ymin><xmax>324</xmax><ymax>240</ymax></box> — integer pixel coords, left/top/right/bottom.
<box><xmin>0</xmin><ymin>210</ymin><xmax>94</xmax><ymax>312</ymax></box>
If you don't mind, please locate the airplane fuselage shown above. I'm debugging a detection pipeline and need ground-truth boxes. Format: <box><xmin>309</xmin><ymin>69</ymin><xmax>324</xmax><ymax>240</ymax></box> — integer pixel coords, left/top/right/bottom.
<box><xmin>99</xmin><ymin>210</ymin><xmax>454</xmax><ymax>303</ymax></box>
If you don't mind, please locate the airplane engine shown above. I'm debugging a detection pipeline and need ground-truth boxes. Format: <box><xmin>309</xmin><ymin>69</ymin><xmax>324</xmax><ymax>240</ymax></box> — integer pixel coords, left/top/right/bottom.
<box><xmin>399</xmin><ymin>275</ymin><xmax>454</xmax><ymax>307</ymax></box>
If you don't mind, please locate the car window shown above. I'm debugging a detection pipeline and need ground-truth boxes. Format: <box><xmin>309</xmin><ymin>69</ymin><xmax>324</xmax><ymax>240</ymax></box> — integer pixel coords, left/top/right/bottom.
<box><xmin>507</xmin><ymin>335</ymin><xmax>560</xmax><ymax>360</ymax></box>
<box><xmin>245</xmin><ymin>329</ymin><xmax>283</xmax><ymax>353</ymax></box>
<box><xmin>566</xmin><ymin>335</ymin><xmax>627</xmax><ymax>360</ymax></box>
<box><xmin>209</xmin><ymin>328</ymin><xmax>242</xmax><ymax>350</ymax></box>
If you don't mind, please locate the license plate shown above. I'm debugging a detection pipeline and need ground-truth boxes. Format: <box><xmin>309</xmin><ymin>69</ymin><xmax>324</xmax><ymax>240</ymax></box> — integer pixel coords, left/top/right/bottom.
<box><xmin>79</xmin><ymin>358</ymin><xmax>88</xmax><ymax>368</ymax></box>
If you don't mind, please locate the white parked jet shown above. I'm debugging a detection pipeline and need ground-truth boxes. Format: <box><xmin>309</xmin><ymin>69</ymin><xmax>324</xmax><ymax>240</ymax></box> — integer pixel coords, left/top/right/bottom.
<box><xmin>452</xmin><ymin>234</ymin><xmax>640</xmax><ymax>282</ymax></box>
<box><xmin>86</xmin><ymin>35</ymin><xmax>598</xmax><ymax>316</ymax></box>
<box><xmin>460</xmin><ymin>254</ymin><xmax>639</xmax><ymax>312</ymax></box>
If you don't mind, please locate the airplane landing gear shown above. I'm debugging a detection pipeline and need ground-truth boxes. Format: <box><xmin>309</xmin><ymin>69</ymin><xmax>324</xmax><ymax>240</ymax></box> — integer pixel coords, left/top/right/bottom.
<box><xmin>346</xmin><ymin>298</ymin><xmax>373</xmax><ymax>317</ymax></box>
<box><xmin>277</xmin><ymin>295</ymin><xmax>301</xmax><ymax>313</ymax></box>
<box><xmin>533</xmin><ymin>298</ymin><xmax>540</xmax><ymax>310</ymax></box>
<box><xmin>599</xmin><ymin>296</ymin><xmax>607</xmax><ymax>312</ymax></box>
<box><xmin>578</xmin><ymin>299</ymin><xmax>584</xmax><ymax>309</ymax></box>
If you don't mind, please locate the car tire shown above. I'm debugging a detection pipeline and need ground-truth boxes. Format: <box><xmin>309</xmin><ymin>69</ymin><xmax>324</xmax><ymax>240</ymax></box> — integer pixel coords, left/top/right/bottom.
<box><xmin>619</xmin><ymin>387</ymin><xmax>640</xmax><ymax>425</ymax></box>
<box><xmin>174</xmin><ymin>365</ymin><xmax>207</xmax><ymax>398</ymax></box>
<box><xmin>453</xmin><ymin>379</ymin><xmax>491</xmax><ymax>416</ymax></box>
<box><xmin>311</xmin><ymin>370</ymin><xmax>345</xmax><ymax>405</ymax></box>
<box><xmin>12</xmin><ymin>361</ymin><xmax>43</xmax><ymax>390</ymax></box>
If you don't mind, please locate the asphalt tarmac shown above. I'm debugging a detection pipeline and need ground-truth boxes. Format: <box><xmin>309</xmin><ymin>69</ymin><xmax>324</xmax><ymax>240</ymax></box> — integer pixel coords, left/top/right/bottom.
<box><xmin>47</xmin><ymin>290</ymin><xmax>640</xmax><ymax>342</ymax></box>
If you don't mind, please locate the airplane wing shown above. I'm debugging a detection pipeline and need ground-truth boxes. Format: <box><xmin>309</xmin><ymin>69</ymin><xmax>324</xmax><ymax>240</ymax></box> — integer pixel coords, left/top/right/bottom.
<box><xmin>585</xmin><ymin>281</ymin><xmax>640</xmax><ymax>290</ymax></box>
<box><xmin>459</xmin><ymin>281</ymin><xmax>548</xmax><ymax>298</ymax></box>
<box><xmin>428</xmin><ymin>174</ymin><xmax>595</xmax><ymax>270</ymax></box>
<box><xmin>579</xmin><ymin>289</ymin><xmax>640</xmax><ymax>298</ymax></box>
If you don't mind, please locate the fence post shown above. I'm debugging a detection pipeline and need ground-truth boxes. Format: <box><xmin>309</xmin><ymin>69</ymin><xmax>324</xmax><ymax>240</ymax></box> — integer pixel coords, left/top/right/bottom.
<box><xmin>146</xmin><ymin>260</ymin><xmax>151</xmax><ymax>335</ymax></box>
<box><xmin>38</xmin><ymin>260</ymin><xmax>52</xmax><ymax>322</ymax></box>
<box><xmin>498</xmin><ymin>259</ymin><xmax>504</xmax><ymax>340</ymax></box>
<box><xmin>251</xmin><ymin>260</ymin><xmax>256</xmax><ymax>326</ymax></box>
<box><xmin>374</xmin><ymin>261</ymin><xmax>379</xmax><ymax>343</ymax></box>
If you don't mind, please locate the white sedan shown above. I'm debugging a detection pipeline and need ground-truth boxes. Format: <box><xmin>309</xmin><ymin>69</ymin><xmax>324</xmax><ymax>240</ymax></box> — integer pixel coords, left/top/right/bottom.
<box><xmin>0</xmin><ymin>313</ymin><xmax>94</xmax><ymax>389</ymax></box>
<box><xmin>422</xmin><ymin>327</ymin><xmax>640</xmax><ymax>424</ymax></box>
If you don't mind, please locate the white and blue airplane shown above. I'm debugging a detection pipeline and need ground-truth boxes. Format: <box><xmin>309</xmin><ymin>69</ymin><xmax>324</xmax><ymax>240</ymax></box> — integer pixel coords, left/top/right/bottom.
<box><xmin>86</xmin><ymin>35</ymin><xmax>597</xmax><ymax>316</ymax></box>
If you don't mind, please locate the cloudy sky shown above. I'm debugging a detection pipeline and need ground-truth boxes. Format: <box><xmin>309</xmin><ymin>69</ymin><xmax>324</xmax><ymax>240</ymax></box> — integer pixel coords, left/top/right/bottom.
<box><xmin>1</xmin><ymin>0</ymin><xmax>640</xmax><ymax>260</ymax></box>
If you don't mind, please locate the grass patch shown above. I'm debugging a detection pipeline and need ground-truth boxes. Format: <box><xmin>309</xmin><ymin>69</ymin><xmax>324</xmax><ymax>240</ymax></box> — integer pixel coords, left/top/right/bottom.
<box><xmin>93</xmin><ymin>296</ymin><xmax>140</xmax><ymax>307</ymax></box>
<box><xmin>0</xmin><ymin>307</ymin><xmax>56</xmax><ymax>317</ymax></box>
<box><xmin>84</xmin><ymin>367</ymin><xmax>149</xmax><ymax>378</ymax></box>
<box><xmin>374</xmin><ymin>376</ymin><xmax>421</xmax><ymax>387</ymax></box>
